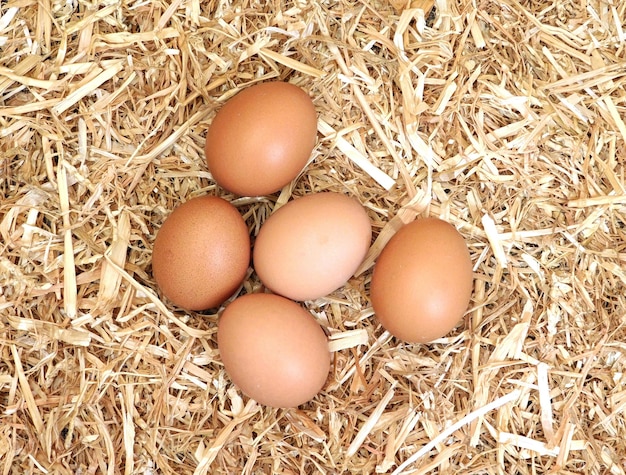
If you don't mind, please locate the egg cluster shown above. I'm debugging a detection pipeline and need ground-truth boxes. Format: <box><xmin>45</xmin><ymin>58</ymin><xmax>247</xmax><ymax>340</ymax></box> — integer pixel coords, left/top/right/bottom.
<box><xmin>151</xmin><ymin>81</ymin><xmax>473</xmax><ymax>408</ymax></box>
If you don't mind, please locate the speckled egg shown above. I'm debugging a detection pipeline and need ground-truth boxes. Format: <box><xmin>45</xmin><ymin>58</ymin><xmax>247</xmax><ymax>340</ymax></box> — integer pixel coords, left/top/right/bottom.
<box><xmin>151</xmin><ymin>195</ymin><xmax>250</xmax><ymax>311</ymax></box>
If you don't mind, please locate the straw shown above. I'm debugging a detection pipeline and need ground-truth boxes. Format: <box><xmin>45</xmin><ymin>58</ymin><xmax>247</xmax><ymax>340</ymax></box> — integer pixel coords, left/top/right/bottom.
<box><xmin>2</xmin><ymin>0</ymin><xmax>626</xmax><ymax>472</ymax></box>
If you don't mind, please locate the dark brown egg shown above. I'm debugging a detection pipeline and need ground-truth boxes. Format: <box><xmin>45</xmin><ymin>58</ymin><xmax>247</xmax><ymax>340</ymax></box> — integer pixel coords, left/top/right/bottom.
<box><xmin>217</xmin><ymin>293</ymin><xmax>330</xmax><ymax>408</ymax></box>
<box><xmin>370</xmin><ymin>217</ymin><xmax>473</xmax><ymax>343</ymax></box>
<box><xmin>151</xmin><ymin>195</ymin><xmax>250</xmax><ymax>311</ymax></box>
<box><xmin>204</xmin><ymin>81</ymin><xmax>317</xmax><ymax>196</ymax></box>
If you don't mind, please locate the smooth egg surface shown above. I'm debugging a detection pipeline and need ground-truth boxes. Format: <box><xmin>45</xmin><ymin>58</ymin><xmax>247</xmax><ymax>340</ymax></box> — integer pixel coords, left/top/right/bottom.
<box><xmin>205</xmin><ymin>81</ymin><xmax>317</xmax><ymax>196</ymax></box>
<box><xmin>151</xmin><ymin>195</ymin><xmax>250</xmax><ymax>311</ymax></box>
<box><xmin>253</xmin><ymin>192</ymin><xmax>372</xmax><ymax>301</ymax></box>
<box><xmin>217</xmin><ymin>293</ymin><xmax>330</xmax><ymax>408</ymax></box>
<box><xmin>370</xmin><ymin>217</ymin><xmax>473</xmax><ymax>343</ymax></box>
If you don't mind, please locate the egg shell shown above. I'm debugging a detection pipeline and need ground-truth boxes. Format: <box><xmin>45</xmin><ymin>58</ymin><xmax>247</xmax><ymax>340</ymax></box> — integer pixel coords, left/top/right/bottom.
<box><xmin>370</xmin><ymin>217</ymin><xmax>473</xmax><ymax>343</ymax></box>
<box><xmin>253</xmin><ymin>192</ymin><xmax>372</xmax><ymax>301</ymax></box>
<box><xmin>205</xmin><ymin>81</ymin><xmax>317</xmax><ymax>196</ymax></box>
<box><xmin>151</xmin><ymin>195</ymin><xmax>250</xmax><ymax>311</ymax></box>
<box><xmin>217</xmin><ymin>293</ymin><xmax>330</xmax><ymax>408</ymax></box>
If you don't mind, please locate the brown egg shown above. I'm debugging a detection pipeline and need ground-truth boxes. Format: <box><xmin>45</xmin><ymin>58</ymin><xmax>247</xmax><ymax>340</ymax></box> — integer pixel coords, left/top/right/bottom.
<box><xmin>253</xmin><ymin>192</ymin><xmax>372</xmax><ymax>301</ymax></box>
<box><xmin>151</xmin><ymin>195</ymin><xmax>250</xmax><ymax>311</ymax></box>
<box><xmin>217</xmin><ymin>293</ymin><xmax>330</xmax><ymax>408</ymax></box>
<box><xmin>370</xmin><ymin>217</ymin><xmax>473</xmax><ymax>343</ymax></box>
<box><xmin>205</xmin><ymin>81</ymin><xmax>317</xmax><ymax>196</ymax></box>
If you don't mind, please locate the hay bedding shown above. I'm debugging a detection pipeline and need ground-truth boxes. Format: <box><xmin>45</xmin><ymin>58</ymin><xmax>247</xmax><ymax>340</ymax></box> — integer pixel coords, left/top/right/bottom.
<box><xmin>1</xmin><ymin>0</ymin><xmax>626</xmax><ymax>472</ymax></box>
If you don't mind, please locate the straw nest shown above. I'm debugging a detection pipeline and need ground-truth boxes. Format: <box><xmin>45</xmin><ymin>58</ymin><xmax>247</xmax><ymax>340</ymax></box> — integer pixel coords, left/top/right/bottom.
<box><xmin>2</xmin><ymin>0</ymin><xmax>626</xmax><ymax>473</ymax></box>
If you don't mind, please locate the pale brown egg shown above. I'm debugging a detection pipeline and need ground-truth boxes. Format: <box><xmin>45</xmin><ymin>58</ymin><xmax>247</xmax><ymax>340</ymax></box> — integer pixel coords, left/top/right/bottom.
<box><xmin>253</xmin><ymin>192</ymin><xmax>372</xmax><ymax>301</ymax></box>
<box><xmin>370</xmin><ymin>217</ymin><xmax>473</xmax><ymax>343</ymax></box>
<box><xmin>217</xmin><ymin>293</ymin><xmax>330</xmax><ymax>408</ymax></box>
<box><xmin>151</xmin><ymin>195</ymin><xmax>250</xmax><ymax>311</ymax></box>
<box><xmin>204</xmin><ymin>81</ymin><xmax>317</xmax><ymax>196</ymax></box>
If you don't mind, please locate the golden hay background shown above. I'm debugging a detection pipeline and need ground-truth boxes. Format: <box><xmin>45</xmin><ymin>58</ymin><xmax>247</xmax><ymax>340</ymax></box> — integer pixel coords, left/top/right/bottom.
<box><xmin>2</xmin><ymin>0</ymin><xmax>626</xmax><ymax>473</ymax></box>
